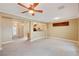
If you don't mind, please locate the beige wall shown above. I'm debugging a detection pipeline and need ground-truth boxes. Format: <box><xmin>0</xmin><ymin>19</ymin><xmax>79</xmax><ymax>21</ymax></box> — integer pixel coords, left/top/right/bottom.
<box><xmin>12</xmin><ymin>21</ymin><xmax>29</xmax><ymax>40</ymax></box>
<box><xmin>31</xmin><ymin>22</ymin><xmax>47</xmax><ymax>41</ymax></box>
<box><xmin>16</xmin><ymin>23</ymin><xmax>24</xmax><ymax>38</ymax></box>
<box><xmin>48</xmin><ymin>18</ymin><xmax>78</xmax><ymax>41</ymax></box>
<box><xmin>78</xmin><ymin>18</ymin><xmax>79</xmax><ymax>41</ymax></box>
<box><xmin>1</xmin><ymin>17</ymin><xmax>13</xmax><ymax>42</ymax></box>
<box><xmin>0</xmin><ymin>16</ymin><xmax>2</xmax><ymax>49</ymax></box>
<box><xmin>0</xmin><ymin>14</ymin><xmax>79</xmax><ymax>44</ymax></box>
<box><xmin>23</xmin><ymin>22</ymin><xmax>30</xmax><ymax>38</ymax></box>
<box><xmin>1</xmin><ymin>17</ymin><xmax>30</xmax><ymax>43</ymax></box>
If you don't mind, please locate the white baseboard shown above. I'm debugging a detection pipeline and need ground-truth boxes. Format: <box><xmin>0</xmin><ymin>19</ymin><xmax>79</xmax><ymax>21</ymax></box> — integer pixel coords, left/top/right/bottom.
<box><xmin>2</xmin><ymin>38</ymin><xmax>27</xmax><ymax>45</ymax></box>
<box><xmin>49</xmin><ymin>37</ymin><xmax>79</xmax><ymax>44</ymax></box>
<box><xmin>2</xmin><ymin>40</ymin><xmax>14</xmax><ymax>45</ymax></box>
<box><xmin>31</xmin><ymin>37</ymin><xmax>45</xmax><ymax>42</ymax></box>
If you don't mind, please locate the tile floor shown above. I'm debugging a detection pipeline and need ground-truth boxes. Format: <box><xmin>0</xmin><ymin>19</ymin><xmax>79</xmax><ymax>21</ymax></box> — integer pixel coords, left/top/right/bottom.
<box><xmin>0</xmin><ymin>37</ymin><xmax>79</xmax><ymax>56</ymax></box>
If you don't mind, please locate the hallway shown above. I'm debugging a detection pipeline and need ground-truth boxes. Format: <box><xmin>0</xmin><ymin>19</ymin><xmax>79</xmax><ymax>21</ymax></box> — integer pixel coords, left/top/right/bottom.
<box><xmin>0</xmin><ymin>37</ymin><xmax>79</xmax><ymax>56</ymax></box>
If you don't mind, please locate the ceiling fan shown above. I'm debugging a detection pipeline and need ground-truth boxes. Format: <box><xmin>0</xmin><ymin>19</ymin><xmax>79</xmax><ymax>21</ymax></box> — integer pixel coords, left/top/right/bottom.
<box><xmin>18</xmin><ymin>3</ymin><xmax>43</xmax><ymax>16</ymax></box>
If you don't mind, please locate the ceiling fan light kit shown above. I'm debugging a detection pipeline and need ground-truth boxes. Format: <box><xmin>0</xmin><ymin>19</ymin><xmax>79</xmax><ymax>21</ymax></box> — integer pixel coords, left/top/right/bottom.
<box><xmin>29</xmin><ymin>10</ymin><xmax>35</xmax><ymax>14</ymax></box>
<box><xmin>18</xmin><ymin>3</ymin><xmax>43</xmax><ymax>16</ymax></box>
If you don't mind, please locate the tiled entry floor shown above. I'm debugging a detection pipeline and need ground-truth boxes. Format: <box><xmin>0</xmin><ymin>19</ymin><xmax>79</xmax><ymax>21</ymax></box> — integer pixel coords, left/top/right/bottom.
<box><xmin>0</xmin><ymin>38</ymin><xmax>79</xmax><ymax>56</ymax></box>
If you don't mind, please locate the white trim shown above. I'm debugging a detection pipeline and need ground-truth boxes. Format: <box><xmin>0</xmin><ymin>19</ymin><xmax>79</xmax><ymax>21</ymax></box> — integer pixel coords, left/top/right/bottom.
<box><xmin>2</xmin><ymin>40</ymin><xmax>14</xmax><ymax>45</ymax></box>
<box><xmin>2</xmin><ymin>38</ymin><xmax>27</xmax><ymax>45</ymax></box>
<box><xmin>49</xmin><ymin>37</ymin><xmax>79</xmax><ymax>44</ymax></box>
<box><xmin>31</xmin><ymin>37</ymin><xmax>45</xmax><ymax>42</ymax></box>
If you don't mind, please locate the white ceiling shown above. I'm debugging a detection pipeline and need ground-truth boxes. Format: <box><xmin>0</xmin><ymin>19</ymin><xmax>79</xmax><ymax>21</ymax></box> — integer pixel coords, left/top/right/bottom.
<box><xmin>0</xmin><ymin>3</ymin><xmax>79</xmax><ymax>22</ymax></box>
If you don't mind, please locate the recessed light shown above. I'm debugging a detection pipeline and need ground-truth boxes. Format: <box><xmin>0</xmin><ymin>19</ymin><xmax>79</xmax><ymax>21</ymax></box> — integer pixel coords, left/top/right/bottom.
<box><xmin>54</xmin><ymin>17</ymin><xmax>60</xmax><ymax>19</ymax></box>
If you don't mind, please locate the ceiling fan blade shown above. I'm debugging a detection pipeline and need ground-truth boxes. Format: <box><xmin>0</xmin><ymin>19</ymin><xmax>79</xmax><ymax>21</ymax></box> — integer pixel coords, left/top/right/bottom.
<box><xmin>21</xmin><ymin>11</ymin><xmax>28</xmax><ymax>13</ymax></box>
<box><xmin>18</xmin><ymin>3</ymin><xmax>28</xmax><ymax>9</ymax></box>
<box><xmin>35</xmin><ymin>10</ymin><xmax>43</xmax><ymax>13</ymax></box>
<box><xmin>31</xmin><ymin>3</ymin><xmax>39</xmax><ymax>8</ymax></box>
